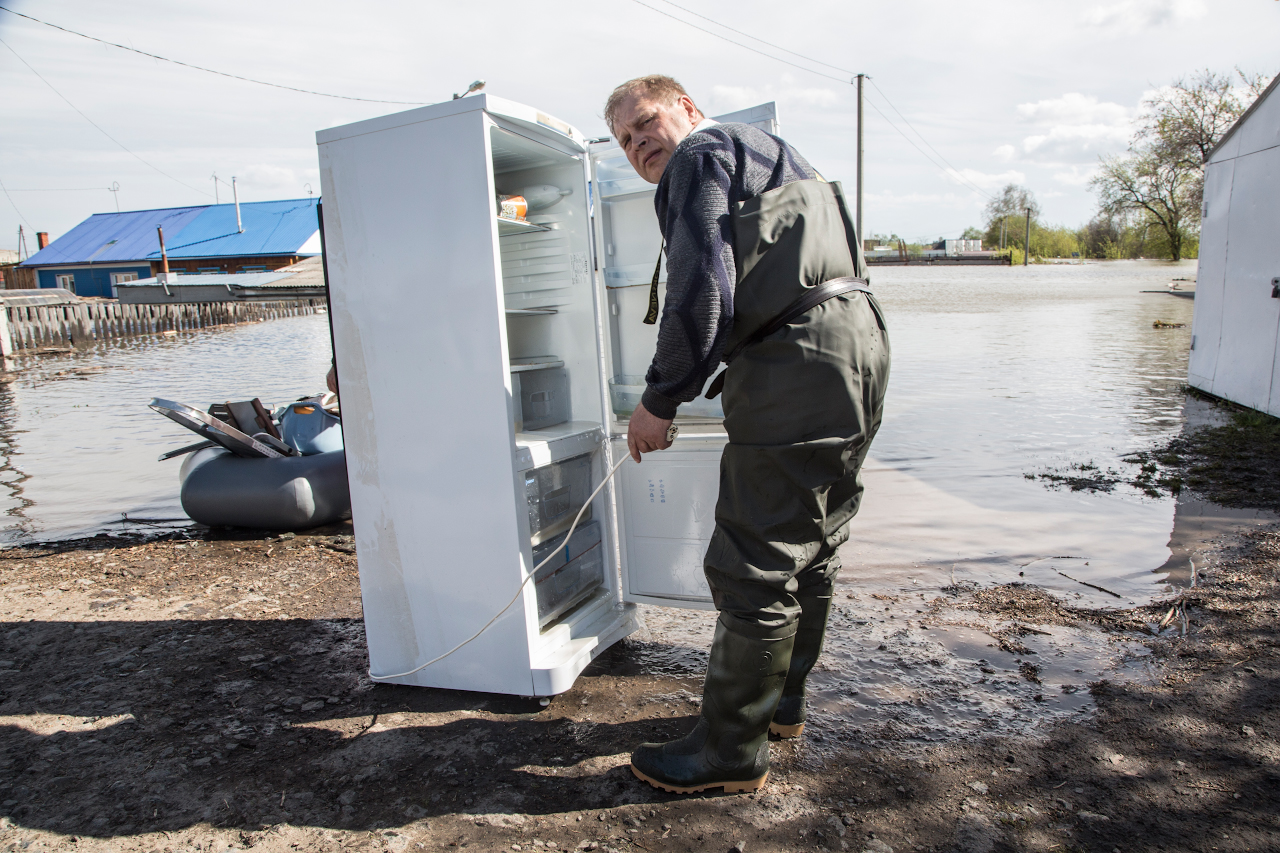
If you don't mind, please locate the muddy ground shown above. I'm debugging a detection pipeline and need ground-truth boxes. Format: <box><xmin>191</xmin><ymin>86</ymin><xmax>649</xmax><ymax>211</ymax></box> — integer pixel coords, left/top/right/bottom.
<box><xmin>0</xmin><ymin>510</ymin><xmax>1276</xmax><ymax>853</ymax></box>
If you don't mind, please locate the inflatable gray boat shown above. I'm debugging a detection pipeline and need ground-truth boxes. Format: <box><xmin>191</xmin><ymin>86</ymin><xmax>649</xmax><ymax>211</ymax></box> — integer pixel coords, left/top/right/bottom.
<box><xmin>152</xmin><ymin>397</ymin><xmax>351</xmax><ymax>530</ymax></box>
<box><xmin>179</xmin><ymin>446</ymin><xmax>350</xmax><ymax>529</ymax></box>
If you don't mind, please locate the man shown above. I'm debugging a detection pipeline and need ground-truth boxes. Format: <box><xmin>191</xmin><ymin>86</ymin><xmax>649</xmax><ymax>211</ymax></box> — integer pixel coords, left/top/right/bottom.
<box><xmin>604</xmin><ymin>76</ymin><xmax>890</xmax><ymax>794</ymax></box>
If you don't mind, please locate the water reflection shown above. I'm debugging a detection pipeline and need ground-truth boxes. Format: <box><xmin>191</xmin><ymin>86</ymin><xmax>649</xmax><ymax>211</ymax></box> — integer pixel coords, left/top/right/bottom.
<box><xmin>0</xmin><ymin>314</ymin><xmax>334</xmax><ymax>544</ymax></box>
<box><xmin>848</xmin><ymin>260</ymin><xmax>1206</xmax><ymax>603</ymax></box>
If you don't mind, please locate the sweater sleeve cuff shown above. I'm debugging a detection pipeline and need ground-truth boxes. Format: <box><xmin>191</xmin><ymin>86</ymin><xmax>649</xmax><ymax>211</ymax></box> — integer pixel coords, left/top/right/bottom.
<box><xmin>641</xmin><ymin>386</ymin><xmax>680</xmax><ymax>420</ymax></box>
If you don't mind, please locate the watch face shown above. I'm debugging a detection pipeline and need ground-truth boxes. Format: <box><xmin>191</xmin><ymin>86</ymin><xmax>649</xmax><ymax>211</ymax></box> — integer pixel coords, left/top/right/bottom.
<box><xmin>666</xmin><ymin>424</ymin><xmax>679</xmax><ymax>443</ymax></box>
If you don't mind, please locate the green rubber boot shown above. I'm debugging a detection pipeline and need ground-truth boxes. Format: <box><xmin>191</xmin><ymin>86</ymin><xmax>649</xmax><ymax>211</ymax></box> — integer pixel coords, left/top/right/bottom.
<box><xmin>769</xmin><ymin>587</ymin><xmax>833</xmax><ymax>738</ymax></box>
<box><xmin>630</xmin><ymin>618</ymin><xmax>794</xmax><ymax>794</ymax></box>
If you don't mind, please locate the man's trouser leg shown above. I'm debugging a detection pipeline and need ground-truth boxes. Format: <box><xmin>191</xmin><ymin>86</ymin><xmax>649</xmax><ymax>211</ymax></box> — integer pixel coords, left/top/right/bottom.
<box><xmin>770</xmin><ymin>459</ymin><xmax>870</xmax><ymax>737</ymax></box>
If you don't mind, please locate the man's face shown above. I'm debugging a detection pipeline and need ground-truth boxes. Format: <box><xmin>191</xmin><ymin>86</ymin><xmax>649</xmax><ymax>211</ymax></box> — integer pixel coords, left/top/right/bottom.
<box><xmin>613</xmin><ymin>92</ymin><xmax>702</xmax><ymax>184</ymax></box>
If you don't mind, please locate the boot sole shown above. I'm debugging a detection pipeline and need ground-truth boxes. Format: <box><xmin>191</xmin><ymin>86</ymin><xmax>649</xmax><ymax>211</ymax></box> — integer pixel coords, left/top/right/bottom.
<box><xmin>630</xmin><ymin>764</ymin><xmax>768</xmax><ymax>794</ymax></box>
<box><xmin>769</xmin><ymin>721</ymin><xmax>805</xmax><ymax>739</ymax></box>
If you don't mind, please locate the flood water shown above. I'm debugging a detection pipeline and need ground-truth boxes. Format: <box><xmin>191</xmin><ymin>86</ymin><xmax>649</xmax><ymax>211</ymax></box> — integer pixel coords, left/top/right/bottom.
<box><xmin>0</xmin><ymin>314</ymin><xmax>334</xmax><ymax>543</ymax></box>
<box><xmin>637</xmin><ymin>259</ymin><xmax>1275</xmax><ymax>746</ymax></box>
<box><xmin>0</xmin><ymin>260</ymin><xmax>1269</xmax><ymax>743</ymax></box>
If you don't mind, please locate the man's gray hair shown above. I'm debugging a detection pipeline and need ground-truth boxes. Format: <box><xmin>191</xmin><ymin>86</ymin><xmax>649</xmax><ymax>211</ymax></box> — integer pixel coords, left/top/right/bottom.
<box><xmin>603</xmin><ymin>75</ymin><xmax>700</xmax><ymax>136</ymax></box>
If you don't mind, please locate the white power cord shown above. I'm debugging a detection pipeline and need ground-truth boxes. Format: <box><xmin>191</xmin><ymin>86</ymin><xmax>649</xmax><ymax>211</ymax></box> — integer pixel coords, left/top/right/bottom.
<box><xmin>369</xmin><ymin>453</ymin><xmax>634</xmax><ymax>681</ymax></box>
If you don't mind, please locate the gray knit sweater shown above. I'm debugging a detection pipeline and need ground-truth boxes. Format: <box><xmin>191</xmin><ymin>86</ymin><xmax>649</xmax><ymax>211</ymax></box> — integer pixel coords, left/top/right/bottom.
<box><xmin>641</xmin><ymin>122</ymin><xmax>817</xmax><ymax>420</ymax></box>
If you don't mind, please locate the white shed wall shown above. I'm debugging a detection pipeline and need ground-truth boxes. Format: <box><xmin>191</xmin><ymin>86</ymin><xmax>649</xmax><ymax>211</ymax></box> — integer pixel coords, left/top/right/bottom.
<box><xmin>1187</xmin><ymin>86</ymin><xmax>1280</xmax><ymax>417</ymax></box>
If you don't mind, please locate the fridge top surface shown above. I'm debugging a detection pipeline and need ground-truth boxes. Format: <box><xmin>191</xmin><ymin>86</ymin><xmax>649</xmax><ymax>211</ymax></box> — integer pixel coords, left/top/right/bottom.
<box><xmin>315</xmin><ymin>93</ymin><xmax>587</xmax><ymax>149</ymax></box>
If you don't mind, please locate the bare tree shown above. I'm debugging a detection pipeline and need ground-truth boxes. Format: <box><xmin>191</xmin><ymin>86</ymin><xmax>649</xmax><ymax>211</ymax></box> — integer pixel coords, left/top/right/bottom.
<box><xmin>1092</xmin><ymin>150</ymin><xmax>1196</xmax><ymax>261</ymax></box>
<box><xmin>1090</xmin><ymin>68</ymin><xmax>1272</xmax><ymax>260</ymax></box>
<box><xmin>983</xmin><ymin>184</ymin><xmax>1040</xmax><ymax>249</ymax></box>
<box><xmin>1138</xmin><ymin>69</ymin><xmax>1264</xmax><ymax>164</ymax></box>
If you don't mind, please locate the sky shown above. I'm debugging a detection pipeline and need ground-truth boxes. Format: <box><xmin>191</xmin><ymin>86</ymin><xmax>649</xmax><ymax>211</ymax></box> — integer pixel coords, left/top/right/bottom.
<box><xmin>0</xmin><ymin>0</ymin><xmax>1276</xmax><ymax>253</ymax></box>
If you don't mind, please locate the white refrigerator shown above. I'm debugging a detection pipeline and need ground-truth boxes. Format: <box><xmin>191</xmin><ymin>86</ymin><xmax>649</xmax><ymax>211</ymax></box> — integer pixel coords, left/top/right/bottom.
<box><xmin>317</xmin><ymin>94</ymin><xmax>779</xmax><ymax>697</ymax></box>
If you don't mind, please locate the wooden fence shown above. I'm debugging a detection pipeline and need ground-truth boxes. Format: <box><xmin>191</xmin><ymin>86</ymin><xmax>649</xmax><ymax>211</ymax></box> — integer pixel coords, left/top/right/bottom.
<box><xmin>0</xmin><ymin>299</ymin><xmax>327</xmax><ymax>355</ymax></box>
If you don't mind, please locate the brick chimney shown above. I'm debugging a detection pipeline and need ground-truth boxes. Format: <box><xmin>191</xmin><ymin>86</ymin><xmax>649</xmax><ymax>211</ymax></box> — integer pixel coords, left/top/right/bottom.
<box><xmin>36</xmin><ymin>232</ymin><xmax>49</xmax><ymax>250</ymax></box>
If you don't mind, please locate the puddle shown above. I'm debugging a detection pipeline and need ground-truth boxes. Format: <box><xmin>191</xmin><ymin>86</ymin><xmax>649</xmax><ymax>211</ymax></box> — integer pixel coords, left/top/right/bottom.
<box><xmin>630</xmin><ymin>581</ymin><xmax>1155</xmax><ymax>750</ymax></box>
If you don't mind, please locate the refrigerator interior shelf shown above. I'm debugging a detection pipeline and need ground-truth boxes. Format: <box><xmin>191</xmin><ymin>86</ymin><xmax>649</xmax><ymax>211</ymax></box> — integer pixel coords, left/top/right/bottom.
<box><xmin>514</xmin><ymin>421</ymin><xmax>604</xmax><ymax>471</ymax></box>
<box><xmin>506</xmin><ymin>307</ymin><xmax>558</xmax><ymax>315</ymax></box>
<box><xmin>497</xmin><ymin>216</ymin><xmax>551</xmax><ymax>237</ymax></box>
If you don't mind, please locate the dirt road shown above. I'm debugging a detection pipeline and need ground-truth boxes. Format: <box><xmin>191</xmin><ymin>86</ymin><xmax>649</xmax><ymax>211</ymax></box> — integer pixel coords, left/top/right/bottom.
<box><xmin>1</xmin><ymin>521</ymin><xmax>1277</xmax><ymax>853</ymax></box>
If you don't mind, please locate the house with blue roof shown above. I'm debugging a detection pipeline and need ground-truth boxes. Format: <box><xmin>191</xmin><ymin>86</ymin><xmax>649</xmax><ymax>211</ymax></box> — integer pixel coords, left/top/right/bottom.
<box><xmin>15</xmin><ymin>199</ymin><xmax>321</xmax><ymax>298</ymax></box>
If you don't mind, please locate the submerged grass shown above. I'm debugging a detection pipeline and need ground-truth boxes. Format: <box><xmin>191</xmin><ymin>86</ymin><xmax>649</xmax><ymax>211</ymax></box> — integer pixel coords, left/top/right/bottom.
<box><xmin>1030</xmin><ymin>390</ymin><xmax>1280</xmax><ymax>510</ymax></box>
<box><xmin>1125</xmin><ymin>402</ymin><xmax>1280</xmax><ymax>511</ymax></box>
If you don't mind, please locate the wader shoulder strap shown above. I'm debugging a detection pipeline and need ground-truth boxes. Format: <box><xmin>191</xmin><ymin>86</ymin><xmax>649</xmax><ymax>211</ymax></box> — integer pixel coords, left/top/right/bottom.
<box><xmin>705</xmin><ymin>276</ymin><xmax>871</xmax><ymax>399</ymax></box>
<box><xmin>643</xmin><ymin>241</ymin><xmax>664</xmax><ymax>325</ymax></box>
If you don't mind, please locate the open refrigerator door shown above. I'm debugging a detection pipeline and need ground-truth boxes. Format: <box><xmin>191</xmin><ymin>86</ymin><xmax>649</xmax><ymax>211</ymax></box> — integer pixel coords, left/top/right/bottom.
<box><xmin>587</xmin><ymin>102</ymin><xmax>779</xmax><ymax>611</ymax></box>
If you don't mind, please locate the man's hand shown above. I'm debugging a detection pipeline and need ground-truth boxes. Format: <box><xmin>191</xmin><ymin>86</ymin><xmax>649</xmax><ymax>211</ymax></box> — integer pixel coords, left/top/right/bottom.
<box><xmin>627</xmin><ymin>402</ymin><xmax>675</xmax><ymax>463</ymax></box>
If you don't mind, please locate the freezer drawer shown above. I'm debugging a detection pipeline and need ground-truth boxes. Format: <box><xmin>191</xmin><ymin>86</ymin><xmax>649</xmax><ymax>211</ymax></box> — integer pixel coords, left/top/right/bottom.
<box><xmin>525</xmin><ymin>453</ymin><xmax>593</xmax><ymax>545</ymax></box>
<box><xmin>533</xmin><ymin>520</ymin><xmax>604</xmax><ymax>628</ymax></box>
<box><xmin>616</xmin><ymin>444</ymin><xmax>722</xmax><ymax>607</ymax></box>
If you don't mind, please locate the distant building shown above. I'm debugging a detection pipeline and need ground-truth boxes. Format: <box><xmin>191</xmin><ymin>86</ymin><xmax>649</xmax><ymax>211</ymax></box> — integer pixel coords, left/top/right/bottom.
<box><xmin>114</xmin><ymin>256</ymin><xmax>327</xmax><ymax>303</ymax></box>
<box><xmin>932</xmin><ymin>239</ymin><xmax>983</xmax><ymax>255</ymax></box>
<box><xmin>13</xmin><ymin>199</ymin><xmax>321</xmax><ymax>297</ymax></box>
<box><xmin>0</xmin><ymin>249</ymin><xmax>19</xmax><ymax>289</ymax></box>
<box><xmin>1188</xmin><ymin>75</ymin><xmax>1280</xmax><ymax>416</ymax></box>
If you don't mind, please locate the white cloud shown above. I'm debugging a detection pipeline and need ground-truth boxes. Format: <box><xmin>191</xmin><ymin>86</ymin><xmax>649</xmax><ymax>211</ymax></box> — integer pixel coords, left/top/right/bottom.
<box><xmin>947</xmin><ymin>168</ymin><xmax>1026</xmax><ymax>190</ymax></box>
<box><xmin>1000</xmin><ymin>93</ymin><xmax>1133</xmax><ymax>164</ymax></box>
<box><xmin>1085</xmin><ymin>0</ymin><xmax>1206</xmax><ymax>29</ymax></box>
<box><xmin>232</xmin><ymin>163</ymin><xmax>319</xmax><ymax>202</ymax></box>
<box><xmin>1052</xmin><ymin>165</ymin><xmax>1100</xmax><ymax>186</ymax></box>
<box><xmin>708</xmin><ymin>83</ymin><xmax>841</xmax><ymax>115</ymax></box>
<box><xmin>1021</xmin><ymin>124</ymin><xmax>1131</xmax><ymax>159</ymax></box>
<box><xmin>1016</xmin><ymin>93</ymin><xmax>1130</xmax><ymax>126</ymax></box>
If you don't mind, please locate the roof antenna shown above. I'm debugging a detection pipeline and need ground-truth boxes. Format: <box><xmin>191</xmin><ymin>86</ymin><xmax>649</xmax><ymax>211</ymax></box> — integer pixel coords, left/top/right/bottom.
<box><xmin>212</xmin><ymin>171</ymin><xmax>219</xmax><ymax>205</ymax></box>
<box><xmin>232</xmin><ymin>176</ymin><xmax>244</xmax><ymax>233</ymax></box>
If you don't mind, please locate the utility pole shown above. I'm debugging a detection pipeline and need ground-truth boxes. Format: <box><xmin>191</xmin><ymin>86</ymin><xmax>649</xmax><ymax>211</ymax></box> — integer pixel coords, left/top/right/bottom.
<box><xmin>212</xmin><ymin>172</ymin><xmax>220</xmax><ymax>204</ymax></box>
<box><xmin>157</xmin><ymin>226</ymin><xmax>171</xmax><ymax>279</ymax></box>
<box><xmin>855</xmin><ymin>73</ymin><xmax>865</xmax><ymax>241</ymax></box>
<box><xmin>233</xmin><ymin>176</ymin><xmax>243</xmax><ymax>233</ymax></box>
<box><xmin>1023</xmin><ymin>207</ymin><xmax>1031</xmax><ymax>267</ymax></box>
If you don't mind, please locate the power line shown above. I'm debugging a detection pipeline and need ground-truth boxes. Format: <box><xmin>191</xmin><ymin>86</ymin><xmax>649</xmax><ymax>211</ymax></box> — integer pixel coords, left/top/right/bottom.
<box><xmin>626</xmin><ymin>0</ymin><xmax>850</xmax><ymax>85</ymax></box>
<box><xmin>3</xmin><ymin>187</ymin><xmax>112</xmax><ymax>192</ymax></box>
<box><xmin>0</xmin><ymin>5</ymin><xmax>429</xmax><ymax>106</ymax></box>
<box><xmin>867</xmin><ymin>79</ymin><xmax>994</xmax><ymax>200</ymax></box>
<box><xmin>860</xmin><ymin>93</ymin><xmax>995</xmax><ymax>200</ymax></box>
<box><xmin>0</xmin><ymin>36</ymin><xmax>213</xmax><ymax>199</ymax></box>
<box><xmin>0</xmin><ymin>177</ymin><xmax>34</xmax><ymax>230</ymax></box>
<box><xmin>650</xmin><ymin>0</ymin><xmax>857</xmax><ymax>78</ymax></box>
<box><xmin>626</xmin><ymin>0</ymin><xmax>996</xmax><ymax>201</ymax></box>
